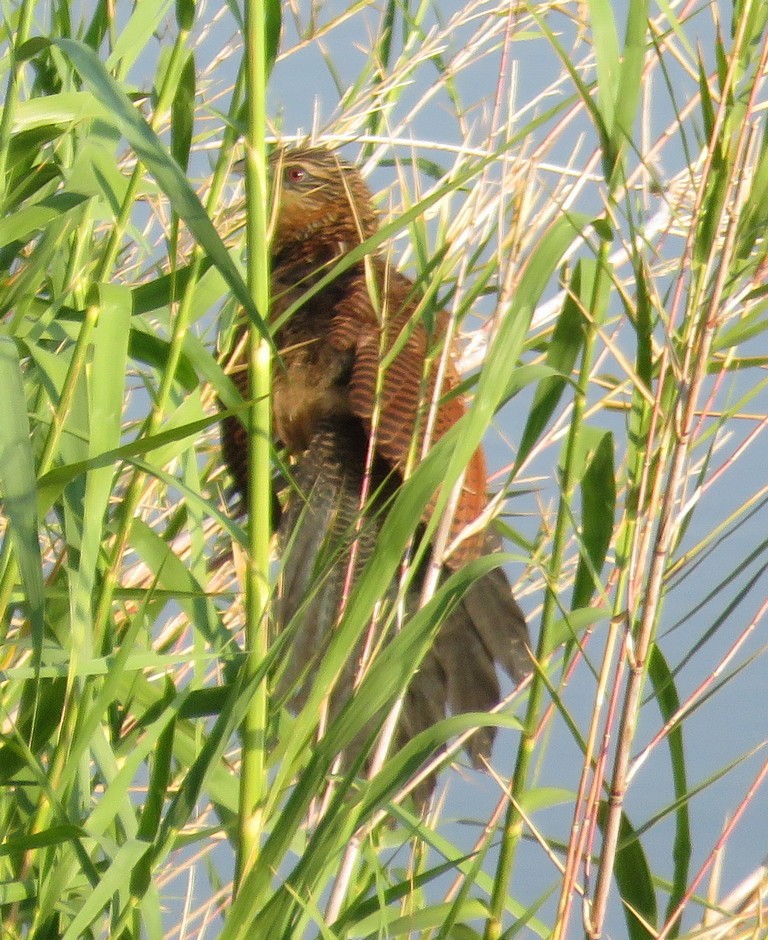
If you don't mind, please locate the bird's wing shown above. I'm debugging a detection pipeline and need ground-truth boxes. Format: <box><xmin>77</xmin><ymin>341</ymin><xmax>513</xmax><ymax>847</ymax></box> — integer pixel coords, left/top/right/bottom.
<box><xmin>330</xmin><ymin>269</ymin><xmax>489</xmax><ymax>565</ymax></box>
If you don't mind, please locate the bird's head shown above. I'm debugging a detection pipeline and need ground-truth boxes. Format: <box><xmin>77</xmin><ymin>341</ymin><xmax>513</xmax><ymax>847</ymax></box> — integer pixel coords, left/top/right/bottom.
<box><xmin>267</xmin><ymin>147</ymin><xmax>379</xmax><ymax>257</ymax></box>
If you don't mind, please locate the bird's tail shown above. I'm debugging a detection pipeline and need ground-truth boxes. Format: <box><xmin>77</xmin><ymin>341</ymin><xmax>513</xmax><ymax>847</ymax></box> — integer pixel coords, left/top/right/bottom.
<box><xmin>274</xmin><ymin>416</ymin><xmax>532</xmax><ymax>802</ymax></box>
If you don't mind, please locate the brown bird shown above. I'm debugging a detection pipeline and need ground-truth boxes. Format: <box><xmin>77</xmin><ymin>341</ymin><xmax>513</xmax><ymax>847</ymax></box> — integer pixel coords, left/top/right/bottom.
<box><xmin>221</xmin><ymin>146</ymin><xmax>531</xmax><ymax>796</ymax></box>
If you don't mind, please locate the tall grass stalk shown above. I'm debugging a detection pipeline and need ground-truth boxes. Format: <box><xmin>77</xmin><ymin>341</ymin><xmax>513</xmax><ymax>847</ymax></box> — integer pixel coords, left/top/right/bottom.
<box><xmin>235</xmin><ymin>0</ymin><xmax>271</xmax><ymax>891</ymax></box>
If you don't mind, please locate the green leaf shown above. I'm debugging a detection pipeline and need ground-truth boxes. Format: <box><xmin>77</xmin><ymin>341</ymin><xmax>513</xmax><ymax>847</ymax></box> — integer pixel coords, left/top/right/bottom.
<box><xmin>631</xmin><ymin>257</ymin><xmax>653</xmax><ymax>388</ymax></box>
<box><xmin>83</xmin><ymin>0</ymin><xmax>111</xmax><ymax>51</ymax></box>
<box><xmin>548</xmin><ymin>606</ymin><xmax>612</xmax><ymax>655</ymax></box>
<box><xmin>0</xmin><ymin>190</ymin><xmax>90</xmax><ymax>249</ymax></box>
<box><xmin>0</xmin><ymin>677</ymin><xmax>66</xmax><ymax>785</ymax></box>
<box><xmin>105</xmin><ymin>0</ymin><xmax>174</xmax><ymax>75</ymax></box>
<box><xmin>587</xmin><ymin>0</ymin><xmax>620</xmax><ymax>133</ymax></box>
<box><xmin>714</xmin><ymin>301</ymin><xmax>768</xmax><ymax>350</ymax></box>
<box><xmin>67</xmin><ymin>284</ymin><xmax>132</xmax><ymax>659</ymax></box>
<box><xmin>609</xmin><ymin>0</ymin><xmax>649</xmax><ymax>184</ymax></box>
<box><xmin>463</xmin><ymin>211</ymin><xmax>593</xmax><ymax>494</ymax></box>
<box><xmin>0</xmin><ymin>825</ymin><xmax>87</xmax><ymax>857</ymax></box>
<box><xmin>648</xmin><ymin>646</ymin><xmax>691</xmax><ymax>928</ymax></box>
<box><xmin>128</xmin><ymin>517</ymin><xmax>231</xmax><ymax>651</ymax></box>
<box><xmin>351</xmin><ymin>899</ymin><xmax>489</xmax><ymax>938</ymax></box>
<box><xmin>128</xmin><ymin>326</ymin><xmax>199</xmax><ymax>389</ymax></box>
<box><xmin>697</xmin><ymin>51</ymin><xmax>715</xmax><ymax>141</ymax></box>
<box><xmin>176</xmin><ymin>0</ymin><xmax>195</xmax><ymax>32</ymax></box>
<box><xmin>171</xmin><ymin>51</ymin><xmax>195</xmax><ymax>173</ymax></box>
<box><xmin>50</xmin><ymin>38</ymin><xmax>268</xmax><ymax>339</ymax></box>
<box><xmin>12</xmin><ymin>91</ymin><xmax>113</xmax><ymax>132</ymax></box>
<box><xmin>572</xmin><ymin>430</ymin><xmax>616</xmax><ymax>609</ymax></box>
<box><xmin>36</xmin><ymin>410</ymin><xmax>223</xmax><ymax>511</ymax></box>
<box><xmin>517</xmin><ymin>259</ymin><xmax>592</xmax><ymax>465</ymax></box>
<box><xmin>0</xmin><ymin>336</ymin><xmax>44</xmax><ymax>656</ymax></box>
<box><xmin>61</xmin><ymin>840</ymin><xmax>151</xmax><ymax>940</ymax></box>
<box><xmin>265</xmin><ymin>0</ymin><xmax>282</xmax><ymax>73</ymax></box>
<box><xmin>131</xmin><ymin>680</ymin><xmax>177</xmax><ymax>897</ymax></box>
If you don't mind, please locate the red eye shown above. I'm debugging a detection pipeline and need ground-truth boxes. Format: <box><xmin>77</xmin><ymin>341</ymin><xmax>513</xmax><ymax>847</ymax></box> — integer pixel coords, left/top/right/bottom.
<box><xmin>285</xmin><ymin>166</ymin><xmax>306</xmax><ymax>184</ymax></box>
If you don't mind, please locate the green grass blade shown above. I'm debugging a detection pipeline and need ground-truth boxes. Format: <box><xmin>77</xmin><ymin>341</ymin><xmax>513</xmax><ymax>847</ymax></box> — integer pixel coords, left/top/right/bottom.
<box><xmin>0</xmin><ymin>335</ymin><xmax>44</xmax><ymax>652</ymax></box>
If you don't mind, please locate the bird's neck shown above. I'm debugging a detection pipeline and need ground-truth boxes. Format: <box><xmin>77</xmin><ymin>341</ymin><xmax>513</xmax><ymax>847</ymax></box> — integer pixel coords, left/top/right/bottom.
<box><xmin>273</xmin><ymin>236</ymin><xmax>341</xmax><ymax>268</ymax></box>
<box><xmin>272</xmin><ymin>226</ymin><xmax>370</xmax><ymax>287</ymax></box>
<box><xmin>272</xmin><ymin>202</ymin><xmax>378</xmax><ymax>271</ymax></box>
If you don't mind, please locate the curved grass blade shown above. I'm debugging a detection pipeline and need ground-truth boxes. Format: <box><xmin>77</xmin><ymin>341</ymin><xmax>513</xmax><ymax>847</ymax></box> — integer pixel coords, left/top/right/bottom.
<box><xmin>49</xmin><ymin>38</ymin><xmax>267</xmax><ymax>339</ymax></box>
<box><xmin>0</xmin><ymin>336</ymin><xmax>44</xmax><ymax>655</ymax></box>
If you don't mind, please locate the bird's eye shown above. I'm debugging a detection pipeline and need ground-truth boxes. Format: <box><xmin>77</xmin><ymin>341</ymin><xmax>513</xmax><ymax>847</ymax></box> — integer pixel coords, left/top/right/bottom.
<box><xmin>285</xmin><ymin>166</ymin><xmax>306</xmax><ymax>185</ymax></box>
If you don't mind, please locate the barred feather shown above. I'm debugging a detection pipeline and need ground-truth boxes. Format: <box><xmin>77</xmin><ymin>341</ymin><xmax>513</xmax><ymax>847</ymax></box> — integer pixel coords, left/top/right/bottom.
<box><xmin>220</xmin><ymin>146</ymin><xmax>532</xmax><ymax>802</ymax></box>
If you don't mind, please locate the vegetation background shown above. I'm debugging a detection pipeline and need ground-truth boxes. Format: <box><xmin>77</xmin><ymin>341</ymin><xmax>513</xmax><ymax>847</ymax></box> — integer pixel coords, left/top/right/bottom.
<box><xmin>1</xmin><ymin>0</ymin><xmax>767</xmax><ymax>938</ymax></box>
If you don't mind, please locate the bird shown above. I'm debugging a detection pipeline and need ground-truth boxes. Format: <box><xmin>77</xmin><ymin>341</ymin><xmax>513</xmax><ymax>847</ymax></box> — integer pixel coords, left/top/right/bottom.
<box><xmin>220</xmin><ymin>145</ymin><xmax>531</xmax><ymax>799</ymax></box>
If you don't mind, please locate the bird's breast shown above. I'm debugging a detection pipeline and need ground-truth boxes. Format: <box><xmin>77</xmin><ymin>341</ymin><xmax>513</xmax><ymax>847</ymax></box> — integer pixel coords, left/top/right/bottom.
<box><xmin>271</xmin><ymin>334</ymin><xmax>355</xmax><ymax>454</ymax></box>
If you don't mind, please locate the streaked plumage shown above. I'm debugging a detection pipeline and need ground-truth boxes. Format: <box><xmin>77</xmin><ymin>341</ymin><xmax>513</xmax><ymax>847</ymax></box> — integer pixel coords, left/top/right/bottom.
<box><xmin>221</xmin><ymin>146</ymin><xmax>531</xmax><ymax>798</ymax></box>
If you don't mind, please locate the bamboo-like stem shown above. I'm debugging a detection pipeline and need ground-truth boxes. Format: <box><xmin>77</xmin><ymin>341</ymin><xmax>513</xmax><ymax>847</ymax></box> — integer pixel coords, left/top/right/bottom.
<box><xmin>658</xmin><ymin>753</ymin><xmax>768</xmax><ymax>939</ymax></box>
<box><xmin>235</xmin><ymin>0</ymin><xmax>271</xmax><ymax>892</ymax></box>
<box><xmin>587</xmin><ymin>12</ymin><xmax>768</xmax><ymax>932</ymax></box>
<box><xmin>485</xmin><ymin>243</ymin><xmax>609</xmax><ymax>940</ymax></box>
<box><xmin>0</xmin><ymin>0</ymin><xmax>35</xmax><ymax>210</ymax></box>
<box><xmin>63</xmin><ymin>28</ymin><xmax>194</xmax><ymax>651</ymax></box>
<box><xmin>17</xmin><ymin>30</ymin><xmax>196</xmax><ymax>928</ymax></box>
